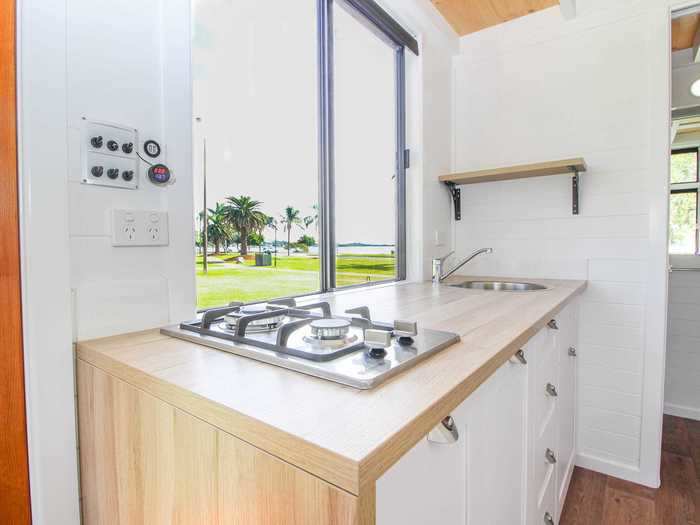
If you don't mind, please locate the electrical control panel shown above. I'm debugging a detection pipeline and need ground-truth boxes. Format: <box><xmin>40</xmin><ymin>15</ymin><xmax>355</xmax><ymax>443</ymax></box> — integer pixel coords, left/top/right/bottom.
<box><xmin>82</xmin><ymin>120</ymin><xmax>139</xmax><ymax>189</ymax></box>
<box><xmin>112</xmin><ymin>209</ymin><xmax>169</xmax><ymax>247</ymax></box>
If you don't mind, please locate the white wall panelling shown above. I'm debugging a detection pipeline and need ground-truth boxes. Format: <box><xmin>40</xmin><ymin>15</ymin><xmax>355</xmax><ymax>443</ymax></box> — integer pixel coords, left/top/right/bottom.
<box><xmin>18</xmin><ymin>0</ymin><xmax>81</xmax><ymax>523</ymax></box>
<box><xmin>451</xmin><ymin>0</ymin><xmax>672</xmax><ymax>487</ymax></box>
<box><xmin>66</xmin><ymin>0</ymin><xmax>195</xmax><ymax>341</ymax></box>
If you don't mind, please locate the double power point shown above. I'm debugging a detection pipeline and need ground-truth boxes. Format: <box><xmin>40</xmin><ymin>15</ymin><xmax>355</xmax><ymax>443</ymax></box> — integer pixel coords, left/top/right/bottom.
<box><xmin>112</xmin><ymin>209</ymin><xmax>169</xmax><ymax>247</ymax></box>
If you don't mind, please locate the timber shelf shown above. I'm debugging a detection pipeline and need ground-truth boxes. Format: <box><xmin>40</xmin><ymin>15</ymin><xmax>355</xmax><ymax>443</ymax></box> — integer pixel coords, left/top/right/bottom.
<box><xmin>439</xmin><ymin>158</ymin><xmax>587</xmax><ymax>219</ymax></box>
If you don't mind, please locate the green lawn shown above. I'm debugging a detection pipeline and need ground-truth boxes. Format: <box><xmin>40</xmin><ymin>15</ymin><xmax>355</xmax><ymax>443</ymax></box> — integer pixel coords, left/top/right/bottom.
<box><xmin>196</xmin><ymin>253</ymin><xmax>395</xmax><ymax>309</ymax></box>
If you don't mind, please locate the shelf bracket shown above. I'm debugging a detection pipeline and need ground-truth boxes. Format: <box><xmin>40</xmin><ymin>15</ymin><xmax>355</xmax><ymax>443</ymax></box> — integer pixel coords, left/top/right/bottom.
<box><xmin>444</xmin><ymin>182</ymin><xmax>461</xmax><ymax>221</ymax></box>
<box><xmin>571</xmin><ymin>167</ymin><xmax>580</xmax><ymax>215</ymax></box>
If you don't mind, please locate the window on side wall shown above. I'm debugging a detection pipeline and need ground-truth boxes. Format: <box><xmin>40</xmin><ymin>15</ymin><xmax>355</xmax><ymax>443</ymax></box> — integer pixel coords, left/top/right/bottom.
<box><xmin>669</xmin><ymin>148</ymin><xmax>700</xmax><ymax>255</ymax></box>
<box><xmin>191</xmin><ymin>0</ymin><xmax>415</xmax><ymax>310</ymax></box>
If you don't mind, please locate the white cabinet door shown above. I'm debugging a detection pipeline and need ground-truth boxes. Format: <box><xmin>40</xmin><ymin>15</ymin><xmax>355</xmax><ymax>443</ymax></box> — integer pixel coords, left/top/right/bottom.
<box><xmin>555</xmin><ymin>303</ymin><xmax>578</xmax><ymax>517</ymax></box>
<box><xmin>377</xmin><ymin>357</ymin><xmax>529</xmax><ymax>525</ymax></box>
<box><xmin>463</xmin><ymin>357</ymin><xmax>528</xmax><ymax>525</ymax></box>
<box><xmin>376</xmin><ymin>413</ymin><xmax>466</xmax><ymax>525</ymax></box>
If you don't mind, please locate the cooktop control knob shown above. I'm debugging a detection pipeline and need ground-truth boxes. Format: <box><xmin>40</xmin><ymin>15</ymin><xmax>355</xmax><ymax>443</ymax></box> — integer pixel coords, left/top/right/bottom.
<box><xmin>91</xmin><ymin>166</ymin><xmax>104</xmax><ymax>177</ymax></box>
<box><xmin>121</xmin><ymin>170</ymin><xmax>134</xmax><ymax>181</ymax></box>
<box><xmin>106</xmin><ymin>140</ymin><xmax>119</xmax><ymax>152</ymax></box>
<box><xmin>106</xmin><ymin>168</ymin><xmax>119</xmax><ymax>179</ymax></box>
<box><xmin>394</xmin><ymin>320</ymin><xmax>418</xmax><ymax>345</ymax></box>
<box><xmin>365</xmin><ymin>329</ymin><xmax>392</xmax><ymax>359</ymax></box>
<box><xmin>90</xmin><ymin>135</ymin><xmax>103</xmax><ymax>148</ymax></box>
<box><xmin>121</xmin><ymin>142</ymin><xmax>134</xmax><ymax>154</ymax></box>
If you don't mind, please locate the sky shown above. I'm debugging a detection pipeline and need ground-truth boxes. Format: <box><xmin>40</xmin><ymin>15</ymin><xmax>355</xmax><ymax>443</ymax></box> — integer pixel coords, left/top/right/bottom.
<box><xmin>192</xmin><ymin>0</ymin><xmax>397</xmax><ymax>245</ymax></box>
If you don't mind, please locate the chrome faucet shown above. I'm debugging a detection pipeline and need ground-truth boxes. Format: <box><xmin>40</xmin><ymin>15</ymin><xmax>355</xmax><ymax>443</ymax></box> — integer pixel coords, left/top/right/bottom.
<box><xmin>432</xmin><ymin>248</ymin><xmax>493</xmax><ymax>284</ymax></box>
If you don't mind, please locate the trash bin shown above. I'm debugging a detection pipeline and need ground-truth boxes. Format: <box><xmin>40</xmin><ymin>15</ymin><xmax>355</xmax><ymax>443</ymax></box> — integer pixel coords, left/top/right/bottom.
<box><xmin>255</xmin><ymin>252</ymin><xmax>272</xmax><ymax>266</ymax></box>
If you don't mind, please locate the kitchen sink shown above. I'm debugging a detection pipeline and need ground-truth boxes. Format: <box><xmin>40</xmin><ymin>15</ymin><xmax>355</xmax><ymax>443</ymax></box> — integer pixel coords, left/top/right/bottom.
<box><xmin>450</xmin><ymin>281</ymin><xmax>547</xmax><ymax>291</ymax></box>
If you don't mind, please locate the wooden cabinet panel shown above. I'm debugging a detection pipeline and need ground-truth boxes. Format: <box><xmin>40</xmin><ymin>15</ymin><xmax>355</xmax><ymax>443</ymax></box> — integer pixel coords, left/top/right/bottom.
<box><xmin>77</xmin><ymin>360</ymin><xmax>362</xmax><ymax>525</ymax></box>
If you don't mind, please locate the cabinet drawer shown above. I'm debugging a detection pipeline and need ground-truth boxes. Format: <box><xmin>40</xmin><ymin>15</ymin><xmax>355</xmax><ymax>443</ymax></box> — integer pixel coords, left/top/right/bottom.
<box><xmin>534</xmin><ymin>331</ymin><xmax>558</xmax><ymax>437</ymax></box>
<box><xmin>534</xmin><ymin>464</ymin><xmax>557</xmax><ymax>525</ymax></box>
<box><xmin>532</xmin><ymin>400</ymin><xmax>558</xmax><ymax>503</ymax></box>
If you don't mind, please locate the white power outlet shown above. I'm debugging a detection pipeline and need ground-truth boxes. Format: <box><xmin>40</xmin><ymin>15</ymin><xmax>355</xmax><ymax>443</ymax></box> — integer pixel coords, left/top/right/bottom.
<box><xmin>112</xmin><ymin>209</ymin><xmax>169</xmax><ymax>247</ymax></box>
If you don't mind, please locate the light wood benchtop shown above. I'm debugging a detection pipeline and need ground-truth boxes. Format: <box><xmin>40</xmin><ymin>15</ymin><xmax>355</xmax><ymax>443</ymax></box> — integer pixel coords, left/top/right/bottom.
<box><xmin>77</xmin><ymin>276</ymin><xmax>585</xmax><ymax>496</ymax></box>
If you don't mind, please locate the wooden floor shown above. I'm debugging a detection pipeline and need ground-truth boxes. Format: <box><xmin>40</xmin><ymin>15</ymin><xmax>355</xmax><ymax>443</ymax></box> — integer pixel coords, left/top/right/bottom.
<box><xmin>561</xmin><ymin>415</ymin><xmax>700</xmax><ymax>524</ymax></box>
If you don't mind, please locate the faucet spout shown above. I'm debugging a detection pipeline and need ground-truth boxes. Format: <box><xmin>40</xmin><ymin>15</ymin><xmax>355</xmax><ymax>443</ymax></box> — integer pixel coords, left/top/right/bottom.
<box><xmin>432</xmin><ymin>248</ymin><xmax>493</xmax><ymax>284</ymax></box>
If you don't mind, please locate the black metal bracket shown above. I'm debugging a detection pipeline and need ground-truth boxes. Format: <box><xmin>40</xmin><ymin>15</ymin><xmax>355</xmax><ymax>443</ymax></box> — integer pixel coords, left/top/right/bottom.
<box><xmin>571</xmin><ymin>168</ymin><xmax>580</xmax><ymax>215</ymax></box>
<box><xmin>445</xmin><ymin>182</ymin><xmax>461</xmax><ymax>221</ymax></box>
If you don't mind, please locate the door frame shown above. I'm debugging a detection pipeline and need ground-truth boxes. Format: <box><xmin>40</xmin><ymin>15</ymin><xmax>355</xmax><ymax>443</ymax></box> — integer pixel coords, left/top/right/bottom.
<box><xmin>0</xmin><ymin>0</ymin><xmax>32</xmax><ymax>521</ymax></box>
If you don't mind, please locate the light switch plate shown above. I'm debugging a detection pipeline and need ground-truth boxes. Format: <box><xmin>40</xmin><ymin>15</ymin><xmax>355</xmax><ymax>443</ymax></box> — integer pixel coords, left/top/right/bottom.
<box><xmin>112</xmin><ymin>209</ymin><xmax>169</xmax><ymax>247</ymax></box>
<box><xmin>82</xmin><ymin>119</ymin><xmax>139</xmax><ymax>190</ymax></box>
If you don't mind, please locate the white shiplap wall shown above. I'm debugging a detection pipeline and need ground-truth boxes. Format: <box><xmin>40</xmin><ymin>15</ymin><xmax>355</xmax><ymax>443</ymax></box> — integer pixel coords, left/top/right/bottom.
<box><xmin>451</xmin><ymin>0</ymin><xmax>670</xmax><ymax>487</ymax></box>
<box><xmin>666</xmin><ymin>271</ymin><xmax>700</xmax><ymax>420</ymax></box>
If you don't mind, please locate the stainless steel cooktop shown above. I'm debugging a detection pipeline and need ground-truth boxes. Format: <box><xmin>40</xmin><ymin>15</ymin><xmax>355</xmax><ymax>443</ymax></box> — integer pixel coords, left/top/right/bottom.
<box><xmin>161</xmin><ymin>298</ymin><xmax>460</xmax><ymax>389</ymax></box>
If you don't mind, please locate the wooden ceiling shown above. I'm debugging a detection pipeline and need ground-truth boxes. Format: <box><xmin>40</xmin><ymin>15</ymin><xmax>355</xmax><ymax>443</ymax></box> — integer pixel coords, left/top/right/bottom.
<box><xmin>430</xmin><ymin>0</ymin><xmax>559</xmax><ymax>36</ymax></box>
<box><xmin>672</xmin><ymin>13</ymin><xmax>700</xmax><ymax>52</ymax></box>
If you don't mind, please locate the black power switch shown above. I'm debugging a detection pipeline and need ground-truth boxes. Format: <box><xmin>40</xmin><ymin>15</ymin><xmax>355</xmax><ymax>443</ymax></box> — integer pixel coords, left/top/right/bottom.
<box><xmin>106</xmin><ymin>140</ymin><xmax>119</xmax><ymax>152</ymax></box>
<box><xmin>106</xmin><ymin>168</ymin><xmax>119</xmax><ymax>179</ymax></box>
<box><xmin>90</xmin><ymin>136</ymin><xmax>103</xmax><ymax>148</ymax></box>
<box><xmin>122</xmin><ymin>142</ymin><xmax>134</xmax><ymax>154</ymax></box>
<box><xmin>121</xmin><ymin>170</ymin><xmax>134</xmax><ymax>182</ymax></box>
<box><xmin>91</xmin><ymin>166</ymin><xmax>104</xmax><ymax>177</ymax></box>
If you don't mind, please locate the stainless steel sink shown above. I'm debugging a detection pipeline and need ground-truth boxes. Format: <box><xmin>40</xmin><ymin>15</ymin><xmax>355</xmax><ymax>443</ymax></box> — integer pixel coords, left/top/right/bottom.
<box><xmin>450</xmin><ymin>281</ymin><xmax>547</xmax><ymax>291</ymax></box>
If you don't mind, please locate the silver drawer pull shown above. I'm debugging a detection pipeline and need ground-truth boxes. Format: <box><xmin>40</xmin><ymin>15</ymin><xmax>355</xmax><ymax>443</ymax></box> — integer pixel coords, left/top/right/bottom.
<box><xmin>515</xmin><ymin>349</ymin><xmax>527</xmax><ymax>365</ymax></box>
<box><xmin>568</xmin><ymin>346</ymin><xmax>577</xmax><ymax>357</ymax></box>
<box><xmin>547</xmin><ymin>319</ymin><xmax>559</xmax><ymax>330</ymax></box>
<box><xmin>546</xmin><ymin>383</ymin><xmax>558</xmax><ymax>397</ymax></box>
<box><xmin>544</xmin><ymin>512</ymin><xmax>554</xmax><ymax>525</ymax></box>
<box><xmin>427</xmin><ymin>415</ymin><xmax>459</xmax><ymax>444</ymax></box>
<box><xmin>545</xmin><ymin>448</ymin><xmax>557</xmax><ymax>464</ymax></box>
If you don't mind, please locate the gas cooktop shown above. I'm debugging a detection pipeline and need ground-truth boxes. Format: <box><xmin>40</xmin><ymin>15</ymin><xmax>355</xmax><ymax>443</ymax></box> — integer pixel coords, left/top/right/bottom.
<box><xmin>161</xmin><ymin>298</ymin><xmax>460</xmax><ymax>389</ymax></box>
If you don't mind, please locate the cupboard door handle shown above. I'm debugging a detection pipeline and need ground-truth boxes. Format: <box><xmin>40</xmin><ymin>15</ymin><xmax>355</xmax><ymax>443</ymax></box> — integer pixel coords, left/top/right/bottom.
<box><xmin>546</xmin><ymin>383</ymin><xmax>558</xmax><ymax>397</ymax></box>
<box><xmin>427</xmin><ymin>415</ymin><xmax>459</xmax><ymax>444</ymax></box>
<box><xmin>544</xmin><ymin>512</ymin><xmax>554</xmax><ymax>525</ymax></box>
<box><xmin>547</xmin><ymin>319</ymin><xmax>559</xmax><ymax>330</ymax></box>
<box><xmin>515</xmin><ymin>349</ymin><xmax>527</xmax><ymax>365</ymax></box>
<box><xmin>568</xmin><ymin>346</ymin><xmax>577</xmax><ymax>357</ymax></box>
<box><xmin>545</xmin><ymin>448</ymin><xmax>557</xmax><ymax>464</ymax></box>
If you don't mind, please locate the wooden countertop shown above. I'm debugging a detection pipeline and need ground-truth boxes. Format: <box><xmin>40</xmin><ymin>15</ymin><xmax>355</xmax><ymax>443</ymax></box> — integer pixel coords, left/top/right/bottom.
<box><xmin>77</xmin><ymin>276</ymin><xmax>585</xmax><ymax>496</ymax></box>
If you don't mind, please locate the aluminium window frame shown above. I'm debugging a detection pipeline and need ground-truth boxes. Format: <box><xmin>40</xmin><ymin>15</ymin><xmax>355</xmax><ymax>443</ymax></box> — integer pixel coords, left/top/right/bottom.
<box><xmin>317</xmin><ymin>0</ymin><xmax>416</xmax><ymax>292</ymax></box>
<box><xmin>670</xmin><ymin>147</ymin><xmax>700</xmax><ymax>256</ymax></box>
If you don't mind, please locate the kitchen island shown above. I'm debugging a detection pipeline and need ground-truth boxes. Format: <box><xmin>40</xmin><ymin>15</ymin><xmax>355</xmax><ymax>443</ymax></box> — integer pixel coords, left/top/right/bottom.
<box><xmin>76</xmin><ymin>276</ymin><xmax>585</xmax><ymax>524</ymax></box>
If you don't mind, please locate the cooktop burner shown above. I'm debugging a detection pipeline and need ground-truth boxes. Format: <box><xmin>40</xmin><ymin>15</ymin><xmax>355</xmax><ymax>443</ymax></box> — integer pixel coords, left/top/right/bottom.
<box><xmin>161</xmin><ymin>298</ymin><xmax>460</xmax><ymax>389</ymax></box>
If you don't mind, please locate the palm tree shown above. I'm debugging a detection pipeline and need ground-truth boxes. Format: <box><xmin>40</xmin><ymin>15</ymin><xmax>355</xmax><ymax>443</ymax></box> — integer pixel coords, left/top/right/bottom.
<box><xmin>207</xmin><ymin>203</ymin><xmax>231</xmax><ymax>255</ymax></box>
<box><xmin>266</xmin><ymin>215</ymin><xmax>279</xmax><ymax>267</ymax></box>
<box><xmin>224</xmin><ymin>195</ymin><xmax>266</xmax><ymax>256</ymax></box>
<box><xmin>303</xmin><ymin>215</ymin><xmax>314</xmax><ymax>230</ymax></box>
<box><xmin>280</xmin><ymin>206</ymin><xmax>302</xmax><ymax>256</ymax></box>
<box><xmin>311</xmin><ymin>204</ymin><xmax>319</xmax><ymax>232</ymax></box>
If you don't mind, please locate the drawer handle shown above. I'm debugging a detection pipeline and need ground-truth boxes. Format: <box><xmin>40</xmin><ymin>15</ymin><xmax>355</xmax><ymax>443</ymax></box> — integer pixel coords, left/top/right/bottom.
<box><xmin>427</xmin><ymin>415</ymin><xmax>459</xmax><ymax>444</ymax></box>
<box><xmin>547</xmin><ymin>319</ymin><xmax>559</xmax><ymax>330</ymax></box>
<box><xmin>545</xmin><ymin>448</ymin><xmax>557</xmax><ymax>464</ymax></box>
<box><xmin>514</xmin><ymin>349</ymin><xmax>527</xmax><ymax>365</ymax></box>
<box><xmin>568</xmin><ymin>346</ymin><xmax>577</xmax><ymax>357</ymax></box>
<box><xmin>546</xmin><ymin>383</ymin><xmax>558</xmax><ymax>397</ymax></box>
<box><xmin>544</xmin><ymin>512</ymin><xmax>554</xmax><ymax>525</ymax></box>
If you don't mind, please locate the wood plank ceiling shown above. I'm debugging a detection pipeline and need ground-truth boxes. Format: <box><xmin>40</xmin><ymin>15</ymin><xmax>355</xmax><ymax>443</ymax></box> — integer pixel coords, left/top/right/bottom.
<box><xmin>430</xmin><ymin>0</ymin><xmax>559</xmax><ymax>36</ymax></box>
<box><xmin>672</xmin><ymin>12</ymin><xmax>700</xmax><ymax>52</ymax></box>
